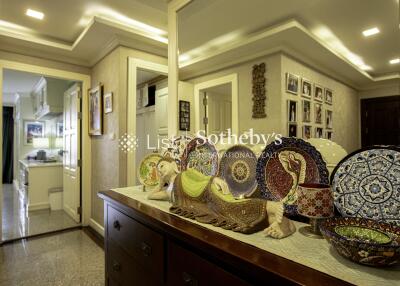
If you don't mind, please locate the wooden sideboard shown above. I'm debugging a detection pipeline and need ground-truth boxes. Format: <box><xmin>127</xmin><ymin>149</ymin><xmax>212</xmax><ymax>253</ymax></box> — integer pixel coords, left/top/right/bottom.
<box><xmin>99</xmin><ymin>190</ymin><xmax>355</xmax><ymax>286</ymax></box>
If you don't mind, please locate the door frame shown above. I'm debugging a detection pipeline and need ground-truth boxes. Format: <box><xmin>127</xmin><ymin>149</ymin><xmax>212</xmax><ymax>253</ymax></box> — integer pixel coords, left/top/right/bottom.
<box><xmin>193</xmin><ymin>73</ymin><xmax>238</xmax><ymax>136</ymax></box>
<box><xmin>0</xmin><ymin>60</ymin><xmax>91</xmax><ymax>243</ymax></box>
<box><xmin>360</xmin><ymin>95</ymin><xmax>400</xmax><ymax>147</ymax></box>
<box><xmin>127</xmin><ymin>57</ymin><xmax>168</xmax><ymax>187</ymax></box>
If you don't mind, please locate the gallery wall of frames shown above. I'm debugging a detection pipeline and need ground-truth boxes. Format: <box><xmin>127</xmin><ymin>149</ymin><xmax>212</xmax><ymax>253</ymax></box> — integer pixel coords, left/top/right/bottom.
<box><xmin>285</xmin><ymin>72</ymin><xmax>333</xmax><ymax>140</ymax></box>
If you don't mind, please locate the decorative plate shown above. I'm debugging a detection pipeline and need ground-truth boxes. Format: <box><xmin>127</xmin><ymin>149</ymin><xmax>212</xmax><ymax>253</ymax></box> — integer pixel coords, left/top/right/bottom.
<box><xmin>256</xmin><ymin>137</ymin><xmax>329</xmax><ymax>215</ymax></box>
<box><xmin>219</xmin><ymin>145</ymin><xmax>258</xmax><ymax>198</ymax></box>
<box><xmin>320</xmin><ymin>217</ymin><xmax>400</xmax><ymax>267</ymax></box>
<box><xmin>181</xmin><ymin>137</ymin><xmax>218</xmax><ymax>176</ymax></box>
<box><xmin>161</xmin><ymin>134</ymin><xmax>193</xmax><ymax>170</ymax></box>
<box><xmin>331</xmin><ymin>146</ymin><xmax>400</xmax><ymax>226</ymax></box>
<box><xmin>138</xmin><ymin>153</ymin><xmax>163</xmax><ymax>187</ymax></box>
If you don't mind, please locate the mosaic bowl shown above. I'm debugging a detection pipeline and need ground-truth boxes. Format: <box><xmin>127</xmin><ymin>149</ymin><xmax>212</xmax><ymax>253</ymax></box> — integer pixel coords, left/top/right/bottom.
<box><xmin>320</xmin><ymin>217</ymin><xmax>400</xmax><ymax>267</ymax></box>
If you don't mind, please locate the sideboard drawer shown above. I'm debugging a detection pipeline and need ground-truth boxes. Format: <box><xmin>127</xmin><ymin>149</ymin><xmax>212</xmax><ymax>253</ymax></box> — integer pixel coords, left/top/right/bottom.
<box><xmin>107</xmin><ymin>205</ymin><xmax>164</xmax><ymax>276</ymax></box>
<box><xmin>167</xmin><ymin>241</ymin><xmax>250</xmax><ymax>286</ymax></box>
<box><xmin>108</xmin><ymin>240</ymin><xmax>162</xmax><ymax>286</ymax></box>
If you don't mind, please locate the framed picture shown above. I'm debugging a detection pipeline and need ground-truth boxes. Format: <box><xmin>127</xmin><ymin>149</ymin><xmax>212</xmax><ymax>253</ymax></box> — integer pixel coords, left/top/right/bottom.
<box><xmin>179</xmin><ymin>100</ymin><xmax>190</xmax><ymax>131</ymax></box>
<box><xmin>314</xmin><ymin>103</ymin><xmax>322</xmax><ymax>124</ymax></box>
<box><xmin>315</xmin><ymin>127</ymin><xmax>324</xmax><ymax>139</ymax></box>
<box><xmin>286</xmin><ymin>73</ymin><xmax>299</xmax><ymax>94</ymax></box>
<box><xmin>326</xmin><ymin>110</ymin><xmax>333</xmax><ymax>129</ymax></box>
<box><xmin>24</xmin><ymin>120</ymin><xmax>45</xmax><ymax>145</ymax></box>
<box><xmin>104</xmin><ymin>92</ymin><xmax>113</xmax><ymax>114</ymax></box>
<box><xmin>302</xmin><ymin>125</ymin><xmax>312</xmax><ymax>139</ymax></box>
<box><xmin>314</xmin><ymin>84</ymin><xmax>323</xmax><ymax>102</ymax></box>
<box><xmin>89</xmin><ymin>84</ymin><xmax>103</xmax><ymax>136</ymax></box>
<box><xmin>325</xmin><ymin>131</ymin><xmax>333</xmax><ymax>140</ymax></box>
<box><xmin>325</xmin><ymin>88</ymin><xmax>333</xmax><ymax>105</ymax></box>
<box><xmin>288</xmin><ymin>123</ymin><xmax>297</xmax><ymax>137</ymax></box>
<box><xmin>302</xmin><ymin>100</ymin><xmax>311</xmax><ymax>122</ymax></box>
<box><xmin>287</xmin><ymin>100</ymin><xmax>297</xmax><ymax>122</ymax></box>
<box><xmin>301</xmin><ymin>79</ymin><xmax>312</xmax><ymax>98</ymax></box>
<box><xmin>56</xmin><ymin>122</ymin><xmax>63</xmax><ymax>137</ymax></box>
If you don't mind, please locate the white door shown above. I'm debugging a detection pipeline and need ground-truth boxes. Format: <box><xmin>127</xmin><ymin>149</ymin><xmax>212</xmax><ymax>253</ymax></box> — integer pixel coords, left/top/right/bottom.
<box><xmin>203</xmin><ymin>92</ymin><xmax>232</xmax><ymax>136</ymax></box>
<box><xmin>155</xmin><ymin>87</ymin><xmax>168</xmax><ymax>144</ymax></box>
<box><xmin>63</xmin><ymin>83</ymin><xmax>81</xmax><ymax>223</ymax></box>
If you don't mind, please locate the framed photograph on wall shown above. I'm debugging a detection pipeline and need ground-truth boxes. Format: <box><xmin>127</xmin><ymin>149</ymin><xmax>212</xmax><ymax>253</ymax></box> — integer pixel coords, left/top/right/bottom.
<box><xmin>314</xmin><ymin>103</ymin><xmax>322</xmax><ymax>124</ymax></box>
<box><xmin>326</xmin><ymin>110</ymin><xmax>333</xmax><ymax>129</ymax></box>
<box><xmin>314</xmin><ymin>84</ymin><xmax>323</xmax><ymax>102</ymax></box>
<box><xmin>287</xmin><ymin>100</ymin><xmax>297</xmax><ymax>123</ymax></box>
<box><xmin>286</xmin><ymin>73</ymin><xmax>299</xmax><ymax>94</ymax></box>
<box><xmin>89</xmin><ymin>84</ymin><xmax>103</xmax><ymax>136</ymax></box>
<box><xmin>288</xmin><ymin>123</ymin><xmax>297</xmax><ymax>137</ymax></box>
<box><xmin>315</xmin><ymin>127</ymin><xmax>324</xmax><ymax>139</ymax></box>
<box><xmin>301</xmin><ymin>78</ymin><xmax>312</xmax><ymax>98</ymax></box>
<box><xmin>104</xmin><ymin>92</ymin><xmax>113</xmax><ymax>114</ymax></box>
<box><xmin>24</xmin><ymin>120</ymin><xmax>45</xmax><ymax>145</ymax></box>
<box><xmin>302</xmin><ymin>125</ymin><xmax>312</xmax><ymax>139</ymax></box>
<box><xmin>326</xmin><ymin>131</ymin><xmax>333</xmax><ymax>140</ymax></box>
<box><xmin>302</xmin><ymin>100</ymin><xmax>311</xmax><ymax>122</ymax></box>
<box><xmin>56</xmin><ymin>122</ymin><xmax>63</xmax><ymax>137</ymax></box>
<box><xmin>325</xmin><ymin>88</ymin><xmax>333</xmax><ymax>105</ymax></box>
<box><xmin>179</xmin><ymin>100</ymin><xmax>190</xmax><ymax>131</ymax></box>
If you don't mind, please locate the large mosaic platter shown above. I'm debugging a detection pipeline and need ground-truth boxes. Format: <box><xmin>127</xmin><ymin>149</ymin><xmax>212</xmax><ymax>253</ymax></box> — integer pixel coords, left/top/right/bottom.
<box><xmin>181</xmin><ymin>137</ymin><xmax>218</xmax><ymax>176</ymax></box>
<box><xmin>138</xmin><ymin>153</ymin><xmax>163</xmax><ymax>187</ymax></box>
<box><xmin>161</xmin><ymin>134</ymin><xmax>193</xmax><ymax>170</ymax></box>
<box><xmin>219</xmin><ymin>145</ymin><xmax>258</xmax><ymax>198</ymax></box>
<box><xmin>331</xmin><ymin>147</ymin><xmax>400</xmax><ymax>226</ymax></box>
<box><xmin>256</xmin><ymin>137</ymin><xmax>329</xmax><ymax>215</ymax></box>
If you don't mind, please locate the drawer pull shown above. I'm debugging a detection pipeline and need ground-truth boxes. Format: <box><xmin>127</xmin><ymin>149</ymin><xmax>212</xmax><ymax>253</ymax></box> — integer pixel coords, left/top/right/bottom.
<box><xmin>113</xmin><ymin>220</ymin><xmax>121</xmax><ymax>230</ymax></box>
<box><xmin>112</xmin><ymin>262</ymin><xmax>121</xmax><ymax>272</ymax></box>
<box><xmin>141</xmin><ymin>242</ymin><xmax>152</xmax><ymax>257</ymax></box>
<box><xmin>182</xmin><ymin>272</ymin><xmax>198</xmax><ymax>286</ymax></box>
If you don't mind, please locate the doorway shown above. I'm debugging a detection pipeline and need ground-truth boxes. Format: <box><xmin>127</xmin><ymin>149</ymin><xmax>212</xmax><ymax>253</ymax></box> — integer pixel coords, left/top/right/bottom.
<box><xmin>1</xmin><ymin>68</ymin><xmax>82</xmax><ymax>242</ymax></box>
<box><xmin>361</xmin><ymin>95</ymin><xmax>400</xmax><ymax>147</ymax></box>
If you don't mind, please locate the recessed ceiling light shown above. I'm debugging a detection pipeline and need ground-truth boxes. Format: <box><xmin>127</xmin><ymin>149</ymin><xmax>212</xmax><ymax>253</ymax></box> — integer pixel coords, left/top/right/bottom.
<box><xmin>362</xmin><ymin>27</ymin><xmax>380</xmax><ymax>37</ymax></box>
<box><xmin>26</xmin><ymin>9</ymin><xmax>44</xmax><ymax>20</ymax></box>
<box><xmin>389</xmin><ymin>58</ymin><xmax>400</xmax><ymax>64</ymax></box>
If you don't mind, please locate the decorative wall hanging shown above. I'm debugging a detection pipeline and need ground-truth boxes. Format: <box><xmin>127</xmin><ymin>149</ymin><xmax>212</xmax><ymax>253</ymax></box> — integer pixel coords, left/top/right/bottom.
<box><xmin>315</xmin><ymin>127</ymin><xmax>323</xmax><ymax>138</ymax></box>
<box><xmin>286</xmin><ymin>73</ymin><xmax>299</xmax><ymax>94</ymax></box>
<box><xmin>314</xmin><ymin>103</ymin><xmax>322</xmax><ymax>124</ymax></box>
<box><xmin>181</xmin><ymin>137</ymin><xmax>218</xmax><ymax>176</ymax></box>
<box><xmin>104</xmin><ymin>92</ymin><xmax>113</xmax><ymax>114</ymax></box>
<box><xmin>179</xmin><ymin>100</ymin><xmax>190</xmax><ymax>131</ymax></box>
<box><xmin>161</xmin><ymin>135</ymin><xmax>193</xmax><ymax>171</ymax></box>
<box><xmin>219</xmin><ymin>145</ymin><xmax>258</xmax><ymax>198</ymax></box>
<box><xmin>301</xmin><ymin>78</ymin><xmax>312</xmax><ymax>98</ymax></box>
<box><xmin>320</xmin><ymin>217</ymin><xmax>400</xmax><ymax>267</ymax></box>
<box><xmin>138</xmin><ymin>153</ymin><xmax>163</xmax><ymax>188</ymax></box>
<box><xmin>287</xmin><ymin>100</ymin><xmax>297</xmax><ymax>122</ymax></box>
<box><xmin>89</xmin><ymin>84</ymin><xmax>103</xmax><ymax>136</ymax></box>
<box><xmin>288</xmin><ymin>123</ymin><xmax>297</xmax><ymax>137</ymax></box>
<box><xmin>256</xmin><ymin>137</ymin><xmax>329</xmax><ymax>215</ymax></box>
<box><xmin>251</xmin><ymin>63</ymin><xmax>267</xmax><ymax>118</ymax></box>
<box><xmin>170</xmin><ymin>168</ymin><xmax>296</xmax><ymax>238</ymax></box>
<box><xmin>24</xmin><ymin>120</ymin><xmax>45</xmax><ymax>145</ymax></box>
<box><xmin>314</xmin><ymin>84</ymin><xmax>323</xmax><ymax>102</ymax></box>
<box><xmin>331</xmin><ymin>146</ymin><xmax>400</xmax><ymax>226</ymax></box>
<box><xmin>302</xmin><ymin>125</ymin><xmax>312</xmax><ymax>139</ymax></box>
<box><xmin>325</xmin><ymin>131</ymin><xmax>333</xmax><ymax>140</ymax></box>
<box><xmin>326</xmin><ymin>110</ymin><xmax>333</xmax><ymax>129</ymax></box>
<box><xmin>325</xmin><ymin>88</ymin><xmax>333</xmax><ymax>104</ymax></box>
<box><xmin>302</xmin><ymin>100</ymin><xmax>311</xmax><ymax>122</ymax></box>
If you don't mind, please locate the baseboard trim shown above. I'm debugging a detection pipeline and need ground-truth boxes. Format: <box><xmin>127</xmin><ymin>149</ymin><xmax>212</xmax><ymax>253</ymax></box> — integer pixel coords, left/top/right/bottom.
<box><xmin>83</xmin><ymin>226</ymin><xmax>104</xmax><ymax>249</ymax></box>
<box><xmin>89</xmin><ymin>218</ymin><xmax>104</xmax><ymax>237</ymax></box>
<box><xmin>28</xmin><ymin>203</ymin><xmax>50</xmax><ymax>211</ymax></box>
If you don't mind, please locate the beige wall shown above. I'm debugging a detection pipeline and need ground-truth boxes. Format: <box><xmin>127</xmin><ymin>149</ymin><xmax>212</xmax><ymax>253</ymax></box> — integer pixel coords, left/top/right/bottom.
<box><xmin>281</xmin><ymin>55</ymin><xmax>360</xmax><ymax>153</ymax></box>
<box><xmin>358</xmin><ymin>84</ymin><xmax>400</xmax><ymax>99</ymax></box>
<box><xmin>90</xmin><ymin>46</ymin><xmax>167</xmax><ymax>226</ymax></box>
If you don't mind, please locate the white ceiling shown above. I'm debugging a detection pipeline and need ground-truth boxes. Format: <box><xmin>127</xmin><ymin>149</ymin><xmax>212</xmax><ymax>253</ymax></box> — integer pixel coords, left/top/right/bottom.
<box><xmin>137</xmin><ymin>69</ymin><xmax>163</xmax><ymax>85</ymax></box>
<box><xmin>178</xmin><ymin>0</ymin><xmax>400</xmax><ymax>78</ymax></box>
<box><xmin>2</xmin><ymin>69</ymin><xmax>41</xmax><ymax>94</ymax></box>
<box><xmin>202</xmin><ymin>83</ymin><xmax>231</xmax><ymax>95</ymax></box>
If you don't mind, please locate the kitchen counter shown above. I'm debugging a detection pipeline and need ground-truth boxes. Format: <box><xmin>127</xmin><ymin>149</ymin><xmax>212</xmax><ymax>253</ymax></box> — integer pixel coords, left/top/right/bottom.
<box><xmin>19</xmin><ymin>159</ymin><xmax>63</xmax><ymax>168</ymax></box>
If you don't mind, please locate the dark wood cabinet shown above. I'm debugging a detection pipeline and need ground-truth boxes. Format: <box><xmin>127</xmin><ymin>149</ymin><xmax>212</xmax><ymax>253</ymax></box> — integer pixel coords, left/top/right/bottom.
<box><xmin>100</xmin><ymin>191</ymin><xmax>352</xmax><ymax>286</ymax></box>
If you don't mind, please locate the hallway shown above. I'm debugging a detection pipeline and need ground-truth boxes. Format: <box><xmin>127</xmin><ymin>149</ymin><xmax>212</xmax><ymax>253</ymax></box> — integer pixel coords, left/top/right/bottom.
<box><xmin>2</xmin><ymin>184</ymin><xmax>80</xmax><ymax>241</ymax></box>
<box><xmin>0</xmin><ymin>229</ymin><xmax>104</xmax><ymax>285</ymax></box>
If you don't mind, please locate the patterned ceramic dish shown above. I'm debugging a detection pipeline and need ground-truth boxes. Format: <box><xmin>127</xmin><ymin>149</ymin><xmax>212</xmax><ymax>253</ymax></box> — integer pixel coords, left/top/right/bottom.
<box><xmin>256</xmin><ymin>137</ymin><xmax>329</xmax><ymax>215</ymax></box>
<box><xmin>138</xmin><ymin>153</ymin><xmax>163</xmax><ymax>187</ymax></box>
<box><xmin>219</xmin><ymin>145</ymin><xmax>258</xmax><ymax>198</ymax></box>
<box><xmin>181</xmin><ymin>137</ymin><xmax>218</xmax><ymax>176</ymax></box>
<box><xmin>331</xmin><ymin>146</ymin><xmax>400</xmax><ymax>226</ymax></box>
<box><xmin>161</xmin><ymin>134</ymin><xmax>193</xmax><ymax>170</ymax></box>
<box><xmin>320</xmin><ymin>217</ymin><xmax>400</xmax><ymax>267</ymax></box>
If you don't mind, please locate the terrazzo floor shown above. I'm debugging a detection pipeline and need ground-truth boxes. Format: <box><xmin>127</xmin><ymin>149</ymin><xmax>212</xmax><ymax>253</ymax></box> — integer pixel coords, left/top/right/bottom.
<box><xmin>2</xmin><ymin>184</ymin><xmax>80</xmax><ymax>241</ymax></box>
<box><xmin>0</xmin><ymin>229</ymin><xmax>104</xmax><ymax>285</ymax></box>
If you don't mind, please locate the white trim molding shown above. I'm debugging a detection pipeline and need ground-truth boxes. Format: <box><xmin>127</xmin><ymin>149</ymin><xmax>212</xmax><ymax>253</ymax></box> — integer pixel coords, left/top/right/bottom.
<box><xmin>89</xmin><ymin>218</ymin><xmax>105</xmax><ymax>237</ymax></box>
<box><xmin>193</xmin><ymin>73</ymin><xmax>239</xmax><ymax>136</ymax></box>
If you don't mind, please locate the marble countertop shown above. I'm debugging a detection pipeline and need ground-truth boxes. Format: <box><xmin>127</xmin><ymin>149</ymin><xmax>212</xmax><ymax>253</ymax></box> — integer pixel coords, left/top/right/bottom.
<box><xmin>111</xmin><ymin>186</ymin><xmax>400</xmax><ymax>286</ymax></box>
<box><xmin>19</xmin><ymin>159</ymin><xmax>63</xmax><ymax>168</ymax></box>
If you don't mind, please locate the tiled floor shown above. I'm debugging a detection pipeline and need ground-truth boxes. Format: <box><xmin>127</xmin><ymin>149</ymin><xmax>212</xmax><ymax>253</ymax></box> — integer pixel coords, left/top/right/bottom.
<box><xmin>2</xmin><ymin>184</ymin><xmax>80</xmax><ymax>241</ymax></box>
<box><xmin>0</xmin><ymin>229</ymin><xmax>104</xmax><ymax>285</ymax></box>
